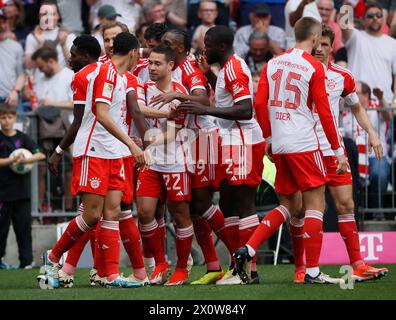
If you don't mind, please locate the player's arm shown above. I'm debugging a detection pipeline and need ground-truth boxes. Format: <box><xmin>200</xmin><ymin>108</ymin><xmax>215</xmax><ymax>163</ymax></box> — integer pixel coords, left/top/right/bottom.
<box><xmin>310</xmin><ymin>65</ymin><xmax>347</xmax><ymax>173</ymax></box>
<box><xmin>95</xmin><ymin>102</ymin><xmax>145</xmax><ymax>165</ymax></box>
<box><xmin>126</xmin><ymin>89</ymin><xmax>149</xmax><ymax>147</ymax></box>
<box><xmin>0</xmin><ymin>156</ymin><xmax>19</xmax><ymax>166</ymax></box>
<box><xmin>254</xmin><ymin>64</ymin><xmax>271</xmax><ymax>140</ymax></box>
<box><xmin>178</xmin><ymin>98</ymin><xmax>252</xmax><ymax>120</ymax></box>
<box><xmin>150</xmin><ymin>88</ymin><xmax>210</xmax><ymax>107</ymax></box>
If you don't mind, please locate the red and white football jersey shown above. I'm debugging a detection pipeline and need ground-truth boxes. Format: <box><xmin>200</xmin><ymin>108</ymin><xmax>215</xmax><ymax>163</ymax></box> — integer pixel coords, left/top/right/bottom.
<box><xmin>255</xmin><ymin>48</ymin><xmax>343</xmax><ymax>155</ymax></box>
<box><xmin>71</xmin><ymin>62</ymin><xmax>99</xmax><ymax>105</ymax></box>
<box><xmin>99</xmin><ymin>54</ymin><xmax>110</xmax><ymax>64</ymax></box>
<box><xmin>73</xmin><ymin>61</ymin><xmax>130</xmax><ymax>159</ymax></box>
<box><xmin>133</xmin><ymin>58</ymin><xmax>150</xmax><ymax>85</ymax></box>
<box><xmin>145</xmin><ymin>80</ymin><xmax>193</xmax><ymax>173</ymax></box>
<box><xmin>125</xmin><ymin>71</ymin><xmax>146</xmax><ymax>135</ymax></box>
<box><xmin>215</xmin><ymin>54</ymin><xmax>264</xmax><ymax>145</ymax></box>
<box><xmin>172</xmin><ymin>58</ymin><xmax>217</xmax><ymax>131</ymax></box>
<box><xmin>315</xmin><ymin>62</ymin><xmax>359</xmax><ymax>156</ymax></box>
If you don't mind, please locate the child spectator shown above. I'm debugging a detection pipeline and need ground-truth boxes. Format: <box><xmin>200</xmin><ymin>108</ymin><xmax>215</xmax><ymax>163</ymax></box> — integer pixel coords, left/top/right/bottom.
<box><xmin>0</xmin><ymin>103</ymin><xmax>45</xmax><ymax>269</ymax></box>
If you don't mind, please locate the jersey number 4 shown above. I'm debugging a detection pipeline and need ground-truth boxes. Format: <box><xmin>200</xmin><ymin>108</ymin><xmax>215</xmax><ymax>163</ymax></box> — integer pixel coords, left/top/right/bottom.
<box><xmin>270</xmin><ymin>69</ymin><xmax>301</xmax><ymax>109</ymax></box>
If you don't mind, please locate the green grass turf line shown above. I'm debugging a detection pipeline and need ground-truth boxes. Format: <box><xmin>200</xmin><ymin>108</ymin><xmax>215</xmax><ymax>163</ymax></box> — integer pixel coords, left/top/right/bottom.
<box><xmin>0</xmin><ymin>265</ymin><xmax>394</xmax><ymax>300</ymax></box>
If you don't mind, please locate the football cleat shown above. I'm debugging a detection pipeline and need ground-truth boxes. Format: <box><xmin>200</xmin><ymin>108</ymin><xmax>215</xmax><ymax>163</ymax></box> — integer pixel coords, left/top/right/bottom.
<box><xmin>191</xmin><ymin>271</ymin><xmax>224</xmax><ymax>285</ymax></box>
<box><xmin>294</xmin><ymin>270</ymin><xmax>306</xmax><ymax>284</ymax></box>
<box><xmin>234</xmin><ymin>246</ymin><xmax>253</xmax><ymax>284</ymax></box>
<box><xmin>215</xmin><ymin>269</ymin><xmax>244</xmax><ymax>285</ymax></box>
<box><xmin>37</xmin><ymin>250</ymin><xmax>60</xmax><ymax>289</ymax></box>
<box><xmin>126</xmin><ymin>274</ymin><xmax>150</xmax><ymax>286</ymax></box>
<box><xmin>352</xmin><ymin>264</ymin><xmax>389</xmax><ymax>282</ymax></box>
<box><xmin>106</xmin><ymin>276</ymin><xmax>145</xmax><ymax>288</ymax></box>
<box><xmin>89</xmin><ymin>268</ymin><xmax>98</xmax><ymax>286</ymax></box>
<box><xmin>304</xmin><ymin>272</ymin><xmax>345</xmax><ymax>285</ymax></box>
<box><xmin>164</xmin><ymin>268</ymin><xmax>189</xmax><ymax>286</ymax></box>
<box><xmin>58</xmin><ymin>269</ymin><xmax>74</xmax><ymax>288</ymax></box>
<box><xmin>187</xmin><ymin>254</ymin><xmax>193</xmax><ymax>275</ymax></box>
<box><xmin>149</xmin><ymin>263</ymin><xmax>170</xmax><ymax>285</ymax></box>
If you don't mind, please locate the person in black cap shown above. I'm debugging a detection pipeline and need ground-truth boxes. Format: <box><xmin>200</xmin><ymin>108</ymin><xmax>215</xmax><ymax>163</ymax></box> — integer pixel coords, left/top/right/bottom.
<box><xmin>92</xmin><ymin>4</ymin><xmax>122</xmax><ymax>50</ymax></box>
<box><xmin>233</xmin><ymin>3</ymin><xmax>286</xmax><ymax>59</ymax></box>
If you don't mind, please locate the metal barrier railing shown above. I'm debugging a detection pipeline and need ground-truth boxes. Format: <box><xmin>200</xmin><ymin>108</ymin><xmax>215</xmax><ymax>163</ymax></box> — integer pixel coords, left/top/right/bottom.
<box><xmin>18</xmin><ymin>107</ymin><xmax>396</xmax><ymax>225</ymax></box>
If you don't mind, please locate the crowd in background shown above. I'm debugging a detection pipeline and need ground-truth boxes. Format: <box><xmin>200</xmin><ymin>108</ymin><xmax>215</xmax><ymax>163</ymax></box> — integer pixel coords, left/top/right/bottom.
<box><xmin>1</xmin><ymin>0</ymin><xmax>396</xmax><ymax>222</ymax></box>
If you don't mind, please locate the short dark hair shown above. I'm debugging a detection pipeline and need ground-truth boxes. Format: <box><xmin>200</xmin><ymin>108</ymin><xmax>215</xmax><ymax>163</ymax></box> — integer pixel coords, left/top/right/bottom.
<box><xmin>321</xmin><ymin>24</ymin><xmax>335</xmax><ymax>46</ymax></box>
<box><xmin>32</xmin><ymin>45</ymin><xmax>58</xmax><ymax>62</ymax></box>
<box><xmin>0</xmin><ymin>103</ymin><xmax>17</xmax><ymax>116</ymax></box>
<box><xmin>294</xmin><ymin>17</ymin><xmax>321</xmax><ymax>42</ymax></box>
<box><xmin>165</xmin><ymin>29</ymin><xmax>191</xmax><ymax>53</ymax></box>
<box><xmin>40</xmin><ymin>0</ymin><xmax>62</xmax><ymax>24</ymax></box>
<box><xmin>205</xmin><ymin>25</ymin><xmax>234</xmax><ymax>49</ymax></box>
<box><xmin>359</xmin><ymin>81</ymin><xmax>371</xmax><ymax>100</ymax></box>
<box><xmin>73</xmin><ymin>35</ymin><xmax>102</xmax><ymax>60</ymax></box>
<box><xmin>144</xmin><ymin>23</ymin><xmax>168</xmax><ymax>41</ymax></box>
<box><xmin>113</xmin><ymin>32</ymin><xmax>139</xmax><ymax>56</ymax></box>
<box><xmin>151</xmin><ymin>44</ymin><xmax>176</xmax><ymax>62</ymax></box>
<box><xmin>365</xmin><ymin>1</ymin><xmax>383</xmax><ymax>15</ymax></box>
<box><xmin>102</xmin><ymin>21</ymin><xmax>129</xmax><ymax>36</ymax></box>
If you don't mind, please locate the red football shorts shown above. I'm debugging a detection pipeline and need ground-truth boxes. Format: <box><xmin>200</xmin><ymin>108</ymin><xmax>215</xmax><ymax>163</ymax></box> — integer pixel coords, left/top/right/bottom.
<box><xmin>220</xmin><ymin>141</ymin><xmax>265</xmax><ymax>187</ymax></box>
<box><xmin>72</xmin><ymin>156</ymin><xmax>125</xmax><ymax>196</ymax></box>
<box><xmin>323</xmin><ymin>155</ymin><xmax>352</xmax><ymax>187</ymax></box>
<box><xmin>272</xmin><ymin>150</ymin><xmax>328</xmax><ymax>195</ymax></box>
<box><xmin>191</xmin><ymin>129</ymin><xmax>222</xmax><ymax>190</ymax></box>
<box><xmin>121</xmin><ymin>156</ymin><xmax>135</xmax><ymax>204</ymax></box>
<box><xmin>136</xmin><ymin>168</ymin><xmax>191</xmax><ymax>202</ymax></box>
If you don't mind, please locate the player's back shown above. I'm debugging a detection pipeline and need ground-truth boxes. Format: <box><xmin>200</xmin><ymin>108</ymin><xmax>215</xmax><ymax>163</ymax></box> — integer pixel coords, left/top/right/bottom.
<box><xmin>264</xmin><ymin>48</ymin><xmax>326</xmax><ymax>154</ymax></box>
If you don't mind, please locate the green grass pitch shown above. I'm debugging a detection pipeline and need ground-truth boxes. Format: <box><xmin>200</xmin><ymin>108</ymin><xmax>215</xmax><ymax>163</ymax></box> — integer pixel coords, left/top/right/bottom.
<box><xmin>0</xmin><ymin>264</ymin><xmax>394</xmax><ymax>300</ymax></box>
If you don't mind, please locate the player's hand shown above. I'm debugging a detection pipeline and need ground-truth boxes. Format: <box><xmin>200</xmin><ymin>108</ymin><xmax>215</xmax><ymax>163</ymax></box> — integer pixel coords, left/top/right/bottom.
<box><xmin>178</xmin><ymin>101</ymin><xmax>209</xmax><ymax>115</ymax></box>
<box><xmin>48</xmin><ymin>152</ymin><xmax>62</xmax><ymax>176</ymax></box>
<box><xmin>150</xmin><ymin>92</ymin><xmax>179</xmax><ymax>108</ymax></box>
<box><xmin>368</xmin><ymin>130</ymin><xmax>383</xmax><ymax>160</ymax></box>
<box><xmin>195</xmin><ymin>53</ymin><xmax>210</xmax><ymax>74</ymax></box>
<box><xmin>265</xmin><ymin>143</ymin><xmax>274</xmax><ymax>162</ymax></box>
<box><xmin>129</xmin><ymin>143</ymin><xmax>146</xmax><ymax>167</ymax></box>
<box><xmin>336</xmin><ymin>154</ymin><xmax>348</xmax><ymax>175</ymax></box>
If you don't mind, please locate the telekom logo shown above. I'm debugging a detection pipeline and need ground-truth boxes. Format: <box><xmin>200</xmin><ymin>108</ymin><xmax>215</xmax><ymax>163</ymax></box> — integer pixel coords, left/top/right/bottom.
<box><xmin>359</xmin><ymin>234</ymin><xmax>384</xmax><ymax>261</ymax></box>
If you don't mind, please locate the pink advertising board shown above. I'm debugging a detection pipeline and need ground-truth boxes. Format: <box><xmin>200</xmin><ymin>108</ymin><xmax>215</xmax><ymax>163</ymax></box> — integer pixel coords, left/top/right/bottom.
<box><xmin>319</xmin><ymin>232</ymin><xmax>396</xmax><ymax>265</ymax></box>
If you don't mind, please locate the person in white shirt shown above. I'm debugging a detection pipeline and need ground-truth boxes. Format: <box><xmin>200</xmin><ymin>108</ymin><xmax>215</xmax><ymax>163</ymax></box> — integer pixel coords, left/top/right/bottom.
<box><xmin>285</xmin><ymin>0</ymin><xmax>322</xmax><ymax>49</ymax></box>
<box><xmin>24</xmin><ymin>0</ymin><xmax>75</xmax><ymax>69</ymax></box>
<box><xmin>341</xmin><ymin>2</ymin><xmax>396</xmax><ymax>106</ymax></box>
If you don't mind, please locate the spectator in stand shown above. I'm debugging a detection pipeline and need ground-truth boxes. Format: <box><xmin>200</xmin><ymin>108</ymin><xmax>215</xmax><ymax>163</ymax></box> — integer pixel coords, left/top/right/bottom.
<box><xmin>192</xmin><ymin>0</ymin><xmax>218</xmax><ymax>52</ymax></box>
<box><xmin>87</xmin><ymin>0</ymin><xmax>142</xmax><ymax>33</ymax></box>
<box><xmin>1</xmin><ymin>0</ymin><xmax>31</xmax><ymax>46</ymax></box>
<box><xmin>24</xmin><ymin>0</ymin><xmax>75</xmax><ymax>69</ymax></box>
<box><xmin>236</xmin><ymin>0</ymin><xmax>287</xmax><ymax>29</ymax></box>
<box><xmin>343</xmin><ymin>82</ymin><xmax>392</xmax><ymax>220</ymax></box>
<box><xmin>30</xmin><ymin>45</ymin><xmax>74</xmax><ymax>212</ymax></box>
<box><xmin>341</xmin><ymin>2</ymin><xmax>396</xmax><ymax>106</ymax></box>
<box><xmin>92</xmin><ymin>4</ymin><xmax>120</xmax><ymax>51</ymax></box>
<box><xmin>142</xmin><ymin>0</ymin><xmax>185</xmax><ymax>29</ymax></box>
<box><xmin>0</xmin><ymin>103</ymin><xmax>45</xmax><ymax>269</ymax></box>
<box><xmin>244</xmin><ymin>31</ymin><xmax>273</xmax><ymax>74</ymax></box>
<box><xmin>285</xmin><ymin>0</ymin><xmax>321</xmax><ymax>49</ymax></box>
<box><xmin>136</xmin><ymin>22</ymin><xmax>150</xmax><ymax>48</ymax></box>
<box><xmin>161</xmin><ymin>0</ymin><xmax>187</xmax><ymax>27</ymax></box>
<box><xmin>233</xmin><ymin>3</ymin><xmax>285</xmax><ymax>58</ymax></box>
<box><xmin>56</xmin><ymin>0</ymin><xmax>84</xmax><ymax>35</ymax></box>
<box><xmin>0</xmin><ymin>9</ymin><xmax>25</xmax><ymax>111</ymax></box>
<box><xmin>317</xmin><ymin>0</ymin><xmax>343</xmax><ymax>58</ymax></box>
<box><xmin>187</xmin><ymin>0</ymin><xmax>230</xmax><ymax>33</ymax></box>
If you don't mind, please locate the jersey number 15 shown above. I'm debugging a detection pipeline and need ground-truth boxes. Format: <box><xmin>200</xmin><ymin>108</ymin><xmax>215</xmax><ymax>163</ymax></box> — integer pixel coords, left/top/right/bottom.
<box><xmin>270</xmin><ymin>69</ymin><xmax>302</xmax><ymax>109</ymax></box>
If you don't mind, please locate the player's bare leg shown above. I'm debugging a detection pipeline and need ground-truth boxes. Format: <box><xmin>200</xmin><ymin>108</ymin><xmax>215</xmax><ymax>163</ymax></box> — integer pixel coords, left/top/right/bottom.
<box><xmin>164</xmin><ymin>200</ymin><xmax>194</xmax><ymax>286</ymax></box>
<box><xmin>190</xmin><ymin>186</ymin><xmax>223</xmax><ymax>285</ymax></box>
<box><xmin>137</xmin><ymin>196</ymin><xmax>169</xmax><ymax>285</ymax></box>
<box><xmin>329</xmin><ymin>185</ymin><xmax>389</xmax><ymax>281</ymax></box>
